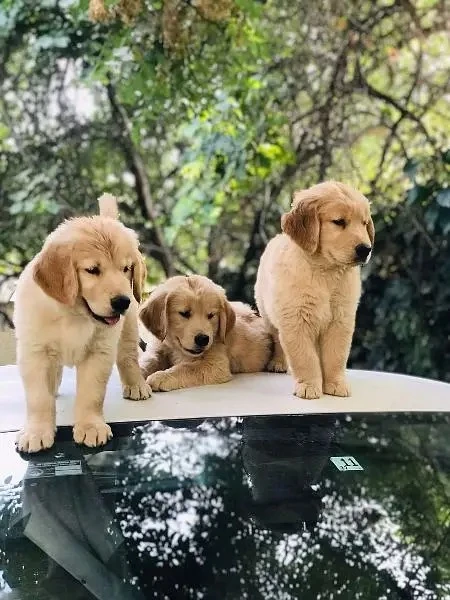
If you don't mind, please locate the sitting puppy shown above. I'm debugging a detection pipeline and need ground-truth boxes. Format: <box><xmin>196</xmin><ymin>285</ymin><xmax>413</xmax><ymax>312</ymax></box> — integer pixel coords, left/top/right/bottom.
<box><xmin>255</xmin><ymin>181</ymin><xmax>374</xmax><ymax>399</ymax></box>
<box><xmin>14</xmin><ymin>194</ymin><xmax>151</xmax><ymax>453</ymax></box>
<box><xmin>139</xmin><ymin>275</ymin><xmax>272</xmax><ymax>391</ymax></box>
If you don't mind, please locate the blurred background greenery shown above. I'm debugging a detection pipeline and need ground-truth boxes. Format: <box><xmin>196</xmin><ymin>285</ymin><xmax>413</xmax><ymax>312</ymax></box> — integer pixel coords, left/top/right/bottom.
<box><xmin>0</xmin><ymin>0</ymin><xmax>448</xmax><ymax>379</ymax></box>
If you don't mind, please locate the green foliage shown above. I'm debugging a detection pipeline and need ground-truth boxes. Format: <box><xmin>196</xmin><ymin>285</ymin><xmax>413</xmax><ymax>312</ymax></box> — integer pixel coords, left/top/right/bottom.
<box><xmin>352</xmin><ymin>153</ymin><xmax>450</xmax><ymax>381</ymax></box>
<box><xmin>0</xmin><ymin>0</ymin><xmax>449</xmax><ymax>378</ymax></box>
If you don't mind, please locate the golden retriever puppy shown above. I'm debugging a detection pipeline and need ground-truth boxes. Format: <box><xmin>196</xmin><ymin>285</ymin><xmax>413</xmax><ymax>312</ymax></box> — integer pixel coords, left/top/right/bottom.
<box><xmin>255</xmin><ymin>181</ymin><xmax>374</xmax><ymax>400</ymax></box>
<box><xmin>14</xmin><ymin>194</ymin><xmax>151</xmax><ymax>453</ymax></box>
<box><xmin>139</xmin><ymin>275</ymin><xmax>272</xmax><ymax>391</ymax></box>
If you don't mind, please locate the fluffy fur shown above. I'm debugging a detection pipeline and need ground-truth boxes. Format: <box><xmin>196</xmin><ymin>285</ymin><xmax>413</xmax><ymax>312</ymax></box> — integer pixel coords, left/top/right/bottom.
<box><xmin>14</xmin><ymin>194</ymin><xmax>151</xmax><ymax>453</ymax></box>
<box><xmin>139</xmin><ymin>275</ymin><xmax>272</xmax><ymax>391</ymax></box>
<box><xmin>255</xmin><ymin>181</ymin><xmax>374</xmax><ymax>399</ymax></box>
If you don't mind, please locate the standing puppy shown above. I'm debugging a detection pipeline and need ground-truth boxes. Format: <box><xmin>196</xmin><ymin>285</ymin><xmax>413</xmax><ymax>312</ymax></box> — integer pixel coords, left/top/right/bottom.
<box><xmin>255</xmin><ymin>181</ymin><xmax>374</xmax><ymax>399</ymax></box>
<box><xmin>14</xmin><ymin>194</ymin><xmax>151</xmax><ymax>453</ymax></box>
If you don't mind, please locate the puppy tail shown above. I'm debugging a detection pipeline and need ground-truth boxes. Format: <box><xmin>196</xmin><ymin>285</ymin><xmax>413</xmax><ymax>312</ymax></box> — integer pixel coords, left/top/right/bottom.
<box><xmin>98</xmin><ymin>193</ymin><xmax>119</xmax><ymax>219</ymax></box>
<box><xmin>231</xmin><ymin>301</ymin><xmax>258</xmax><ymax>323</ymax></box>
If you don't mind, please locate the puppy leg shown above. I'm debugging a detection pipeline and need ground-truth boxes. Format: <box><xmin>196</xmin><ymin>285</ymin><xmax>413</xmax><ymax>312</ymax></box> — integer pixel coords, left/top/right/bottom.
<box><xmin>266</xmin><ymin>326</ymin><xmax>288</xmax><ymax>373</ymax></box>
<box><xmin>73</xmin><ymin>353</ymin><xmax>114</xmax><ymax>447</ymax></box>
<box><xmin>49</xmin><ymin>364</ymin><xmax>63</xmax><ymax>397</ymax></box>
<box><xmin>140</xmin><ymin>347</ymin><xmax>169</xmax><ymax>379</ymax></box>
<box><xmin>279</xmin><ymin>319</ymin><xmax>322</xmax><ymax>399</ymax></box>
<box><xmin>148</xmin><ymin>348</ymin><xmax>231</xmax><ymax>392</ymax></box>
<box><xmin>320</xmin><ymin>321</ymin><xmax>354</xmax><ymax>397</ymax></box>
<box><xmin>255</xmin><ymin>294</ymin><xmax>288</xmax><ymax>373</ymax></box>
<box><xmin>117</xmin><ymin>305</ymin><xmax>151</xmax><ymax>401</ymax></box>
<box><xmin>16</xmin><ymin>351</ymin><xmax>59</xmax><ymax>453</ymax></box>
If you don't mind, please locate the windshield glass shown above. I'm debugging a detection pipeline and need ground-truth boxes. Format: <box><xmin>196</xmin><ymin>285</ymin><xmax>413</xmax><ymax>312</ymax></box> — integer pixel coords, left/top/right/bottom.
<box><xmin>1</xmin><ymin>413</ymin><xmax>449</xmax><ymax>599</ymax></box>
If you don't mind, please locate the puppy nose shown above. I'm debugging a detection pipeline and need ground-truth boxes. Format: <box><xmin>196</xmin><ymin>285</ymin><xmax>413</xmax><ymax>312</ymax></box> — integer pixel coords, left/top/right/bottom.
<box><xmin>355</xmin><ymin>244</ymin><xmax>372</xmax><ymax>261</ymax></box>
<box><xmin>194</xmin><ymin>333</ymin><xmax>210</xmax><ymax>348</ymax></box>
<box><xmin>110</xmin><ymin>295</ymin><xmax>131</xmax><ymax>313</ymax></box>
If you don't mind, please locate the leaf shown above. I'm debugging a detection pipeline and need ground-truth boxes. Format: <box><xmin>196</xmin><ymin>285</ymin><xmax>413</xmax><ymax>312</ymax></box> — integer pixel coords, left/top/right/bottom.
<box><xmin>442</xmin><ymin>214</ymin><xmax>450</xmax><ymax>236</ymax></box>
<box><xmin>403</xmin><ymin>159</ymin><xmax>418</xmax><ymax>181</ymax></box>
<box><xmin>406</xmin><ymin>184</ymin><xmax>431</xmax><ymax>206</ymax></box>
<box><xmin>35</xmin><ymin>34</ymin><xmax>70</xmax><ymax>50</ymax></box>
<box><xmin>436</xmin><ymin>188</ymin><xmax>450</xmax><ymax>208</ymax></box>
<box><xmin>424</xmin><ymin>205</ymin><xmax>439</xmax><ymax>231</ymax></box>
<box><xmin>334</xmin><ymin>17</ymin><xmax>348</xmax><ymax>31</ymax></box>
<box><xmin>0</xmin><ymin>123</ymin><xmax>10</xmax><ymax>140</ymax></box>
<box><xmin>256</xmin><ymin>142</ymin><xmax>283</xmax><ymax>160</ymax></box>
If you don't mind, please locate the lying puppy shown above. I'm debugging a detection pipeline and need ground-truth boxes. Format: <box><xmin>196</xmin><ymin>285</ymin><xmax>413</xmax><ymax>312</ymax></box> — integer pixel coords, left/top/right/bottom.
<box><xmin>14</xmin><ymin>194</ymin><xmax>151</xmax><ymax>453</ymax></box>
<box><xmin>139</xmin><ymin>275</ymin><xmax>272</xmax><ymax>391</ymax></box>
<box><xmin>255</xmin><ymin>181</ymin><xmax>374</xmax><ymax>399</ymax></box>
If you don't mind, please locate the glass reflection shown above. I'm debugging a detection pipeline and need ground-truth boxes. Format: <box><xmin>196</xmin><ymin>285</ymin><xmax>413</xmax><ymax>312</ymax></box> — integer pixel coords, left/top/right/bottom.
<box><xmin>0</xmin><ymin>414</ymin><xmax>449</xmax><ymax>600</ymax></box>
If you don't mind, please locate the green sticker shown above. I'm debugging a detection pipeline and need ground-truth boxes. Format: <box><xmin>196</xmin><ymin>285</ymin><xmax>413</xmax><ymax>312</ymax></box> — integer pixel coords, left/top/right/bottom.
<box><xmin>330</xmin><ymin>456</ymin><xmax>364</xmax><ymax>471</ymax></box>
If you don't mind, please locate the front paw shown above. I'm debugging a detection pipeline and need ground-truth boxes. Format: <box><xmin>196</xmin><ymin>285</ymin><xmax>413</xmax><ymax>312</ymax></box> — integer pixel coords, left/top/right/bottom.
<box><xmin>73</xmin><ymin>418</ymin><xmax>112</xmax><ymax>447</ymax></box>
<box><xmin>123</xmin><ymin>376</ymin><xmax>152</xmax><ymax>401</ymax></box>
<box><xmin>294</xmin><ymin>380</ymin><xmax>322</xmax><ymax>399</ymax></box>
<box><xmin>147</xmin><ymin>370</ymin><xmax>179</xmax><ymax>392</ymax></box>
<box><xmin>16</xmin><ymin>423</ymin><xmax>56</xmax><ymax>453</ymax></box>
<box><xmin>324</xmin><ymin>378</ymin><xmax>351</xmax><ymax>397</ymax></box>
<box><xmin>267</xmin><ymin>356</ymin><xmax>288</xmax><ymax>373</ymax></box>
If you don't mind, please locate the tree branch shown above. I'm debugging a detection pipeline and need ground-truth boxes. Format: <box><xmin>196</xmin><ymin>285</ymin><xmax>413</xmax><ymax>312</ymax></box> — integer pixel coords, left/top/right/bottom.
<box><xmin>106</xmin><ymin>80</ymin><xmax>175</xmax><ymax>277</ymax></box>
<box><xmin>358</xmin><ymin>65</ymin><xmax>436</xmax><ymax>148</ymax></box>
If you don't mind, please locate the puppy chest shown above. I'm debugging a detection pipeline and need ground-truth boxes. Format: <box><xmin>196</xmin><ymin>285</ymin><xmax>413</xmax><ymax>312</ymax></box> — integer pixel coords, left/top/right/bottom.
<box><xmin>290</xmin><ymin>291</ymin><xmax>333</xmax><ymax>331</ymax></box>
<box><xmin>59</xmin><ymin>325</ymin><xmax>94</xmax><ymax>366</ymax></box>
<box><xmin>57</xmin><ymin>319</ymin><xmax>116</xmax><ymax>367</ymax></box>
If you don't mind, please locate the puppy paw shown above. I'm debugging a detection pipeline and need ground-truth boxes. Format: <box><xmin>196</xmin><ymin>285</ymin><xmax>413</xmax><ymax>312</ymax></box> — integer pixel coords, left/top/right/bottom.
<box><xmin>16</xmin><ymin>423</ymin><xmax>55</xmax><ymax>453</ymax></box>
<box><xmin>267</xmin><ymin>356</ymin><xmax>288</xmax><ymax>373</ymax></box>
<box><xmin>294</xmin><ymin>380</ymin><xmax>322</xmax><ymax>400</ymax></box>
<box><xmin>123</xmin><ymin>377</ymin><xmax>152</xmax><ymax>401</ymax></box>
<box><xmin>324</xmin><ymin>378</ymin><xmax>351</xmax><ymax>397</ymax></box>
<box><xmin>147</xmin><ymin>371</ymin><xmax>179</xmax><ymax>392</ymax></box>
<box><xmin>73</xmin><ymin>419</ymin><xmax>112</xmax><ymax>447</ymax></box>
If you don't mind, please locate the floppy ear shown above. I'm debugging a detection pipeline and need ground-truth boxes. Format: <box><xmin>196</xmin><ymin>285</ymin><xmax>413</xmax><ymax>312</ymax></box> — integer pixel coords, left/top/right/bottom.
<box><xmin>218</xmin><ymin>300</ymin><xmax>236</xmax><ymax>343</ymax></box>
<box><xmin>367</xmin><ymin>216</ymin><xmax>375</xmax><ymax>247</ymax></box>
<box><xmin>281</xmin><ymin>192</ymin><xmax>320</xmax><ymax>254</ymax></box>
<box><xmin>132</xmin><ymin>252</ymin><xmax>147</xmax><ymax>303</ymax></box>
<box><xmin>139</xmin><ymin>288</ymin><xmax>169</xmax><ymax>341</ymax></box>
<box><xmin>33</xmin><ymin>243</ymin><xmax>78</xmax><ymax>306</ymax></box>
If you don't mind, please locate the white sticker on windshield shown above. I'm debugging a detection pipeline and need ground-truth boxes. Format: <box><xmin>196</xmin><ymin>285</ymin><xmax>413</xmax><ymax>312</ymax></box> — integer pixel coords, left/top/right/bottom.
<box><xmin>25</xmin><ymin>459</ymin><xmax>83</xmax><ymax>479</ymax></box>
<box><xmin>330</xmin><ymin>456</ymin><xmax>364</xmax><ymax>471</ymax></box>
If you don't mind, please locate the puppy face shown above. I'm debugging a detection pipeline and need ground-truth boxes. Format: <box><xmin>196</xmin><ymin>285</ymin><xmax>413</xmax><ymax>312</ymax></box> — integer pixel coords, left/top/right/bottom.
<box><xmin>34</xmin><ymin>216</ymin><xmax>146</xmax><ymax>326</ymax></box>
<box><xmin>282</xmin><ymin>181</ymin><xmax>374</xmax><ymax>266</ymax></box>
<box><xmin>140</xmin><ymin>275</ymin><xmax>236</xmax><ymax>357</ymax></box>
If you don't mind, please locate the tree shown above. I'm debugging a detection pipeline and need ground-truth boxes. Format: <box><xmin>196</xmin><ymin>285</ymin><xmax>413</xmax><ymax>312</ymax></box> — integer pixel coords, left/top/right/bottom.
<box><xmin>0</xmin><ymin>0</ymin><xmax>449</xmax><ymax>378</ymax></box>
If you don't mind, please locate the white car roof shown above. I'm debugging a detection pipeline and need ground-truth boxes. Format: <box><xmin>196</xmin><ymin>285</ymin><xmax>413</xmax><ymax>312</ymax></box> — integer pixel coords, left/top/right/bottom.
<box><xmin>1</xmin><ymin>365</ymin><xmax>449</xmax><ymax>433</ymax></box>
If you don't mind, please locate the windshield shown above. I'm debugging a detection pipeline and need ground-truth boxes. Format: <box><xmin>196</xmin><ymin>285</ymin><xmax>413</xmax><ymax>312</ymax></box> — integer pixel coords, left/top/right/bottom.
<box><xmin>1</xmin><ymin>413</ymin><xmax>449</xmax><ymax>599</ymax></box>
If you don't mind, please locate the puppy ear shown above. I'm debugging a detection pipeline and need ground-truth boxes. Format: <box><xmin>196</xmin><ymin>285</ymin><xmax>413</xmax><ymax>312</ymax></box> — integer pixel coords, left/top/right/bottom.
<box><xmin>33</xmin><ymin>243</ymin><xmax>78</xmax><ymax>305</ymax></box>
<box><xmin>132</xmin><ymin>252</ymin><xmax>147</xmax><ymax>303</ymax></box>
<box><xmin>281</xmin><ymin>191</ymin><xmax>320</xmax><ymax>254</ymax></box>
<box><xmin>219</xmin><ymin>300</ymin><xmax>236</xmax><ymax>343</ymax></box>
<box><xmin>367</xmin><ymin>216</ymin><xmax>375</xmax><ymax>247</ymax></box>
<box><xmin>139</xmin><ymin>288</ymin><xmax>169</xmax><ymax>341</ymax></box>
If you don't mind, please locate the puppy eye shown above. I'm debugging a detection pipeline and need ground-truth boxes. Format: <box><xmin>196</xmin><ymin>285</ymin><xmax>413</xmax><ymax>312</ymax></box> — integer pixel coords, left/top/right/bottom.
<box><xmin>207</xmin><ymin>313</ymin><xmax>215</xmax><ymax>320</ymax></box>
<box><xmin>332</xmin><ymin>219</ymin><xmax>346</xmax><ymax>228</ymax></box>
<box><xmin>179</xmin><ymin>311</ymin><xmax>191</xmax><ymax>319</ymax></box>
<box><xmin>85</xmin><ymin>266</ymin><xmax>100</xmax><ymax>275</ymax></box>
<box><xmin>123</xmin><ymin>266</ymin><xmax>130</xmax><ymax>273</ymax></box>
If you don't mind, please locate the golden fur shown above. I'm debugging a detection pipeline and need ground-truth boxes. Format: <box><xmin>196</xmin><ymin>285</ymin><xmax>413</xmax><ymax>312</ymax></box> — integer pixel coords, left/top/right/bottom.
<box><xmin>14</xmin><ymin>194</ymin><xmax>150</xmax><ymax>453</ymax></box>
<box><xmin>255</xmin><ymin>181</ymin><xmax>374</xmax><ymax>399</ymax></box>
<box><xmin>139</xmin><ymin>275</ymin><xmax>272</xmax><ymax>391</ymax></box>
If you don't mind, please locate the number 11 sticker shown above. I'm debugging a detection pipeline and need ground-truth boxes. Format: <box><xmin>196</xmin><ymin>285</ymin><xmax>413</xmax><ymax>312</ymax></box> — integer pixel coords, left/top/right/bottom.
<box><xmin>330</xmin><ymin>456</ymin><xmax>364</xmax><ymax>471</ymax></box>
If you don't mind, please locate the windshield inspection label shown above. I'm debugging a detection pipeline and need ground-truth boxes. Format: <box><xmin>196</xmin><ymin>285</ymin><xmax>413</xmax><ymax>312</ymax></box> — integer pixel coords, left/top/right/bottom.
<box><xmin>25</xmin><ymin>460</ymin><xmax>83</xmax><ymax>479</ymax></box>
<box><xmin>330</xmin><ymin>456</ymin><xmax>364</xmax><ymax>471</ymax></box>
